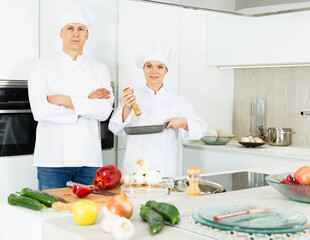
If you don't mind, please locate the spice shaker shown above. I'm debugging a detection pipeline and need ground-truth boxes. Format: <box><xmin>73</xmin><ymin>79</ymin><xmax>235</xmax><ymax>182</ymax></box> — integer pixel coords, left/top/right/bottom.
<box><xmin>123</xmin><ymin>87</ymin><xmax>142</xmax><ymax>116</ymax></box>
<box><xmin>186</xmin><ymin>167</ymin><xmax>201</xmax><ymax>197</ymax></box>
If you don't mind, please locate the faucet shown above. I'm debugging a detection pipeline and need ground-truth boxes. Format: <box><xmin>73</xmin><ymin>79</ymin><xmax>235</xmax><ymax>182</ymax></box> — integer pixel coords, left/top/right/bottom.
<box><xmin>301</xmin><ymin>111</ymin><xmax>310</xmax><ymax>117</ymax></box>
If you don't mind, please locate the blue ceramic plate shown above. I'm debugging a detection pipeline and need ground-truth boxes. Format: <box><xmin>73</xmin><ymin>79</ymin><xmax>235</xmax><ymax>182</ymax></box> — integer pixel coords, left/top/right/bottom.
<box><xmin>194</xmin><ymin>204</ymin><xmax>307</xmax><ymax>234</ymax></box>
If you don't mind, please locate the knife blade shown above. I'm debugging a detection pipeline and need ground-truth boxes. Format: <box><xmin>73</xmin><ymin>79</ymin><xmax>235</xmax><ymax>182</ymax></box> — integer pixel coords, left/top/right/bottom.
<box><xmin>66</xmin><ymin>181</ymin><xmax>120</xmax><ymax>196</ymax></box>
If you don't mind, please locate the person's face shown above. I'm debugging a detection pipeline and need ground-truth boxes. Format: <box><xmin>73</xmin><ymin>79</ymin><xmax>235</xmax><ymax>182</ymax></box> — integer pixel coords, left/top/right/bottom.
<box><xmin>60</xmin><ymin>23</ymin><xmax>88</xmax><ymax>52</ymax></box>
<box><xmin>143</xmin><ymin>61</ymin><xmax>168</xmax><ymax>86</ymax></box>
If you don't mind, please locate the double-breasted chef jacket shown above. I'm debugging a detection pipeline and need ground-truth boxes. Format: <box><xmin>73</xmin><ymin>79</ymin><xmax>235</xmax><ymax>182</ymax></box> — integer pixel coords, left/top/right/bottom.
<box><xmin>108</xmin><ymin>85</ymin><xmax>207</xmax><ymax>177</ymax></box>
<box><xmin>28</xmin><ymin>50</ymin><xmax>114</xmax><ymax>167</ymax></box>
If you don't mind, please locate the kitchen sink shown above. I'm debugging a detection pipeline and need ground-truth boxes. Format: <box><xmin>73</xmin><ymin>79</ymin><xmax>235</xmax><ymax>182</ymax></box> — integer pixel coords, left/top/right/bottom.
<box><xmin>200</xmin><ymin>171</ymin><xmax>269</xmax><ymax>192</ymax></box>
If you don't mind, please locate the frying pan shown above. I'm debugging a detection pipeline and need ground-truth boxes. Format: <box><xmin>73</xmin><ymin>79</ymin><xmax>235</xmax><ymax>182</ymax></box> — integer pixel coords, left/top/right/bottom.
<box><xmin>124</xmin><ymin>122</ymin><xmax>169</xmax><ymax>135</ymax></box>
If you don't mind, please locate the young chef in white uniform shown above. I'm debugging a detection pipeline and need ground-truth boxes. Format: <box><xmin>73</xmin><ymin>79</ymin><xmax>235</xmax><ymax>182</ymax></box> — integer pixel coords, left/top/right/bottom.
<box><xmin>109</xmin><ymin>43</ymin><xmax>207</xmax><ymax>177</ymax></box>
<box><xmin>28</xmin><ymin>3</ymin><xmax>114</xmax><ymax>190</ymax></box>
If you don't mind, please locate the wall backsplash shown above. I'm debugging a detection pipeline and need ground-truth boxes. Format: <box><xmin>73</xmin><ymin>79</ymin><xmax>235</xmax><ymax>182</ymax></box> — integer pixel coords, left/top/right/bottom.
<box><xmin>233</xmin><ymin>66</ymin><xmax>310</xmax><ymax>147</ymax></box>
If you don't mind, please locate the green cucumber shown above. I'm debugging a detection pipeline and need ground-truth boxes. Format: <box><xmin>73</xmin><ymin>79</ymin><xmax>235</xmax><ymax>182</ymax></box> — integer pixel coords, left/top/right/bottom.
<box><xmin>19</xmin><ymin>188</ymin><xmax>59</xmax><ymax>207</ymax></box>
<box><xmin>8</xmin><ymin>194</ymin><xmax>48</xmax><ymax>210</ymax></box>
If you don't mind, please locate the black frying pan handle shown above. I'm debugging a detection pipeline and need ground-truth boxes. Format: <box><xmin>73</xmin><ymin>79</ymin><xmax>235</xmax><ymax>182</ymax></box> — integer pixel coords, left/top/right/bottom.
<box><xmin>164</xmin><ymin>121</ymin><xmax>170</xmax><ymax>128</ymax></box>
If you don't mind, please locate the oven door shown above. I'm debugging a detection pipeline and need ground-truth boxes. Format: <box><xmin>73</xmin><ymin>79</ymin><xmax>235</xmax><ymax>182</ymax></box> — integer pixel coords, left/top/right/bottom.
<box><xmin>100</xmin><ymin>114</ymin><xmax>114</xmax><ymax>149</ymax></box>
<box><xmin>0</xmin><ymin>109</ymin><xmax>37</xmax><ymax>156</ymax></box>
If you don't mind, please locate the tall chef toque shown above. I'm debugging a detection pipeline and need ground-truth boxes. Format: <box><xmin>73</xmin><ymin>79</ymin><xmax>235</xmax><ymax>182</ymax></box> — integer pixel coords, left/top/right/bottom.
<box><xmin>135</xmin><ymin>42</ymin><xmax>171</xmax><ymax>69</ymax></box>
<box><xmin>54</xmin><ymin>2</ymin><xmax>95</xmax><ymax>31</ymax></box>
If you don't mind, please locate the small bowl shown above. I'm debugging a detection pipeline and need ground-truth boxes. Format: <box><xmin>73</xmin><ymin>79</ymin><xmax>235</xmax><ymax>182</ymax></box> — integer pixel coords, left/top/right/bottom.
<box><xmin>237</xmin><ymin>140</ymin><xmax>265</xmax><ymax>148</ymax></box>
<box><xmin>200</xmin><ymin>136</ymin><xmax>236</xmax><ymax>145</ymax></box>
<box><xmin>121</xmin><ymin>184</ymin><xmax>169</xmax><ymax>202</ymax></box>
<box><xmin>265</xmin><ymin>173</ymin><xmax>310</xmax><ymax>203</ymax></box>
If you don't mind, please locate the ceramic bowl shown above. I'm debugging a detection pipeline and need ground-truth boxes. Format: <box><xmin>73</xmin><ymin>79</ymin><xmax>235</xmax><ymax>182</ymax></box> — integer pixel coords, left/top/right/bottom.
<box><xmin>265</xmin><ymin>172</ymin><xmax>310</xmax><ymax>203</ymax></box>
<box><xmin>200</xmin><ymin>136</ymin><xmax>236</xmax><ymax>145</ymax></box>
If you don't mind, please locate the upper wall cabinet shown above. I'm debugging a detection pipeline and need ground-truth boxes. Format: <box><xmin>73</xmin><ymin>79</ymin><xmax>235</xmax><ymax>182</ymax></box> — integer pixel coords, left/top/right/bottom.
<box><xmin>206</xmin><ymin>11</ymin><xmax>310</xmax><ymax>67</ymax></box>
<box><xmin>0</xmin><ymin>0</ymin><xmax>39</xmax><ymax>80</ymax></box>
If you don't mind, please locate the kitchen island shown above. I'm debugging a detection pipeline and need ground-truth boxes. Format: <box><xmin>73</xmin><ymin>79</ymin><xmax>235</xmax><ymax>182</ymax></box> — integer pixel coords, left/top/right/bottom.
<box><xmin>1</xmin><ymin>162</ymin><xmax>310</xmax><ymax>240</ymax></box>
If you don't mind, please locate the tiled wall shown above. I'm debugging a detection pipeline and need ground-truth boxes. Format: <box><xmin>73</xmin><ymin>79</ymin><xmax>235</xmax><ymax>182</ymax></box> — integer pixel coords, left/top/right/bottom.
<box><xmin>233</xmin><ymin>66</ymin><xmax>310</xmax><ymax>147</ymax></box>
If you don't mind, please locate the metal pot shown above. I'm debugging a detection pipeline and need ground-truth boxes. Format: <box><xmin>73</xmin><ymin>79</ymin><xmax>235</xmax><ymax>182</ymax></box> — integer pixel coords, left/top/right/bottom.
<box><xmin>267</xmin><ymin>127</ymin><xmax>292</xmax><ymax>146</ymax></box>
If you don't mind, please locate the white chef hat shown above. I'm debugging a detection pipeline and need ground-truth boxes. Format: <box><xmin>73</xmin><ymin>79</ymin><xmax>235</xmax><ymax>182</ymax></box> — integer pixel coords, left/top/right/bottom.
<box><xmin>54</xmin><ymin>2</ymin><xmax>95</xmax><ymax>31</ymax></box>
<box><xmin>135</xmin><ymin>42</ymin><xmax>171</xmax><ymax>69</ymax></box>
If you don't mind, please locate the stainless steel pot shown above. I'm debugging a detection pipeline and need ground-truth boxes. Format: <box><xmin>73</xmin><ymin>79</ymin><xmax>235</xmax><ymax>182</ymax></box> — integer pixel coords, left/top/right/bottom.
<box><xmin>267</xmin><ymin>127</ymin><xmax>292</xmax><ymax>146</ymax></box>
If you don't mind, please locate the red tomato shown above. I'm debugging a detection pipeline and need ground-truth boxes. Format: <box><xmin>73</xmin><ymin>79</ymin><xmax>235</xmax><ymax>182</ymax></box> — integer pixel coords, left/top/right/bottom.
<box><xmin>294</xmin><ymin>166</ymin><xmax>310</xmax><ymax>185</ymax></box>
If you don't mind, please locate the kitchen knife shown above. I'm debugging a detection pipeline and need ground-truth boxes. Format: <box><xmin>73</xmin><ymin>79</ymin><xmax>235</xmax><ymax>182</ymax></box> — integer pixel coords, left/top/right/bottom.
<box><xmin>66</xmin><ymin>181</ymin><xmax>120</xmax><ymax>196</ymax></box>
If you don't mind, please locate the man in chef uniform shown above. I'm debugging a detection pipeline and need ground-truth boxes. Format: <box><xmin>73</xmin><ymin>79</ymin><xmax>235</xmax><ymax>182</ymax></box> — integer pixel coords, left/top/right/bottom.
<box><xmin>28</xmin><ymin>3</ymin><xmax>114</xmax><ymax>190</ymax></box>
<box><xmin>108</xmin><ymin>43</ymin><xmax>207</xmax><ymax>177</ymax></box>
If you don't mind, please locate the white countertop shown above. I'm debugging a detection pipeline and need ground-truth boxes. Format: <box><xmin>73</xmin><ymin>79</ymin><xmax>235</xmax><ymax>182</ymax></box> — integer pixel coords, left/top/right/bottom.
<box><xmin>2</xmin><ymin>162</ymin><xmax>310</xmax><ymax>240</ymax></box>
<box><xmin>183</xmin><ymin>140</ymin><xmax>310</xmax><ymax>161</ymax></box>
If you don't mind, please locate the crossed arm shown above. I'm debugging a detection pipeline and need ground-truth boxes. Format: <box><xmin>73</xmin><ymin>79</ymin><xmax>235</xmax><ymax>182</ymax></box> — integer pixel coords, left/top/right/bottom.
<box><xmin>47</xmin><ymin>88</ymin><xmax>111</xmax><ymax>109</ymax></box>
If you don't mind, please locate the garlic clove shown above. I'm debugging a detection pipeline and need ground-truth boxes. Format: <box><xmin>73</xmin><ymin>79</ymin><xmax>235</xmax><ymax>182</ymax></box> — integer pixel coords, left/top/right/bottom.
<box><xmin>111</xmin><ymin>217</ymin><xmax>135</xmax><ymax>240</ymax></box>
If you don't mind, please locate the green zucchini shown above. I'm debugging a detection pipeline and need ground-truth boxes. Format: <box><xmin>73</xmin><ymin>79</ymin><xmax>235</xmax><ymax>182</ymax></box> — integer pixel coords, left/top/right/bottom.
<box><xmin>8</xmin><ymin>194</ymin><xmax>48</xmax><ymax>210</ymax></box>
<box><xmin>19</xmin><ymin>188</ymin><xmax>59</xmax><ymax>207</ymax></box>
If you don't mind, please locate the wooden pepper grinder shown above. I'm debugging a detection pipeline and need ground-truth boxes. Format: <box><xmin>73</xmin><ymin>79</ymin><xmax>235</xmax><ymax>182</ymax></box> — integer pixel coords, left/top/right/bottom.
<box><xmin>123</xmin><ymin>87</ymin><xmax>142</xmax><ymax>116</ymax></box>
<box><xmin>186</xmin><ymin>167</ymin><xmax>201</xmax><ymax>197</ymax></box>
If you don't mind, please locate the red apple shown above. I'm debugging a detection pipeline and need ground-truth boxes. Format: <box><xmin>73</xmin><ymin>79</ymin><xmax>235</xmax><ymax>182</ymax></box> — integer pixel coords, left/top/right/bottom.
<box><xmin>294</xmin><ymin>166</ymin><xmax>310</xmax><ymax>185</ymax></box>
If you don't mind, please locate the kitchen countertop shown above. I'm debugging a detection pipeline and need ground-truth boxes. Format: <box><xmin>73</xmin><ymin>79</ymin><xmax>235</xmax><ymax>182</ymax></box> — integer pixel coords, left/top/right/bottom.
<box><xmin>1</xmin><ymin>162</ymin><xmax>310</xmax><ymax>240</ymax></box>
<box><xmin>183</xmin><ymin>140</ymin><xmax>310</xmax><ymax>161</ymax></box>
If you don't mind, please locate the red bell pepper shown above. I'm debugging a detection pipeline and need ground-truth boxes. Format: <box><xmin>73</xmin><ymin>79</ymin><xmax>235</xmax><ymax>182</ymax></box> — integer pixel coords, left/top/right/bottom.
<box><xmin>93</xmin><ymin>164</ymin><xmax>122</xmax><ymax>189</ymax></box>
<box><xmin>73</xmin><ymin>185</ymin><xmax>94</xmax><ymax>198</ymax></box>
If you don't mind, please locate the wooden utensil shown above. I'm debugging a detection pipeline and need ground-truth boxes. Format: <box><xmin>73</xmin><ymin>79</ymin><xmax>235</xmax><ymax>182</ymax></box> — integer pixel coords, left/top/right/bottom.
<box><xmin>187</xmin><ymin>167</ymin><xmax>201</xmax><ymax>197</ymax></box>
<box><xmin>213</xmin><ymin>206</ymin><xmax>277</xmax><ymax>221</ymax></box>
<box><xmin>123</xmin><ymin>87</ymin><xmax>142</xmax><ymax>116</ymax></box>
<box><xmin>52</xmin><ymin>201</ymin><xmax>106</xmax><ymax>211</ymax></box>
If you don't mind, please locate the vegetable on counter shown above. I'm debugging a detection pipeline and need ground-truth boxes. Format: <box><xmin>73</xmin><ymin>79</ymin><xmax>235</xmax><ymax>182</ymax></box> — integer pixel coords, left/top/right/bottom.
<box><xmin>73</xmin><ymin>185</ymin><xmax>94</xmax><ymax>198</ymax></box>
<box><xmin>72</xmin><ymin>200</ymin><xmax>98</xmax><ymax>225</ymax></box>
<box><xmin>101</xmin><ymin>206</ymin><xmax>135</xmax><ymax>240</ymax></box>
<box><xmin>93</xmin><ymin>164</ymin><xmax>122</xmax><ymax>189</ymax></box>
<box><xmin>8</xmin><ymin>194</ymin><xmax>48</xmax><ymax>210</ymax></box>
<box><xmin>140</xmin><ymin>205</ymin><xmax>164</xmax><ymax>235</ymax></box>
<box><xmin>145</xmin><ymin>200</ymin><xmax>180</xmax><ymax>224</ymax></box>
<box><xmin>18</xmin><ymin>187</ymin><xmax>59</xmax><ymax>207</ymax></box>
<box><xmin>106</xmin><ymin>192</ymin><xmax>133</xmax><ymax>219</ymax></box>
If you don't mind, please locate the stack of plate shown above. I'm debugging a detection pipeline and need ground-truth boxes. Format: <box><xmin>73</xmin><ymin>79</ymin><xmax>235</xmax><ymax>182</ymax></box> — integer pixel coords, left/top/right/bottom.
<box><xmin>192</xmin><ymin>204</ymin><xmax>307</xmax><ymax>234</ymax></box>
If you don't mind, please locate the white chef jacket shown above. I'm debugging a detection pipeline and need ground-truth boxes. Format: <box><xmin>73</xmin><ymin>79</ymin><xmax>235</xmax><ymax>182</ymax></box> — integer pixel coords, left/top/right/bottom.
<box><xmin>108</xmin><ymin>85</ymin><xmax>207</xmax><ymax>177</ymax></box>
<box><xmin>28</xmin><ymin>51</ymin><xmax>114</xmax><ymax>167</ymax></box>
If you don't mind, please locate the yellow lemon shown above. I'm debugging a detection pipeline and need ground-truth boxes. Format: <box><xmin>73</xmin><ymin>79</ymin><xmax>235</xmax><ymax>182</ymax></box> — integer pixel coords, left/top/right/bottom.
<box><xmin>72</xmin><ymin>200</ymin><xmax>98</xmax><ymax>225</ymax></box>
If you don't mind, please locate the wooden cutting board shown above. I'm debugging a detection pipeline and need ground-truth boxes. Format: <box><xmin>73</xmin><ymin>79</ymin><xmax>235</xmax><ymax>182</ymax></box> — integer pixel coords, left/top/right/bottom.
<box><xmin>43</xmin><ymin>186</ymin><xmax>121</xmax><ymax>204</ymax></box>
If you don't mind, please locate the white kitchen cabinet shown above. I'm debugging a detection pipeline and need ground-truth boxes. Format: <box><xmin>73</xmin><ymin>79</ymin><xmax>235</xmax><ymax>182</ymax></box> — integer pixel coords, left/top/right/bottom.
<box><xmin>207</xmin><ymin>11</ymin><xmax>310</xmax><ymax>67</ymax></box>
<box><xmin>183</xmin><ymin>144</ymin><xmax>307</xmax><ymax>175</ymax></box>
<box><xmin>0</xmin><ymin>155</ymin><xmax>38</xmax><ymax>199</ymax></box>
<box><xmin>102</xmin><ymin>149</ymin><xmax>116</xmax><ymax>166</ymax></box>
<box><xmin>118</xmin><ymin>0</ymin><xmax>180</xmax><ymax>96</ymax></box>
<box><xmin>179</xmin><ymin>9</ymin><xmax>233</xmax><ymax>131</ymax></box>
<box><xmin>183</xmin><ymin>147</ymin><xmax>240</xmax><ymax>175</ymax></box>
<box><xmin>117</xmin><ymin>149</ymin><xmax>126</xmax><ymax>173</ymax></box>
<box><xmin>0</xmin><ymin>0</ymin><xmax>39</xmax><ymax>80</ymax></box>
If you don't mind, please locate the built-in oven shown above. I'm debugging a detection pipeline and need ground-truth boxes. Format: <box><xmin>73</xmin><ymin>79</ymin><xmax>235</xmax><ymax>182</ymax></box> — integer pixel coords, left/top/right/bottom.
<box><xmin>100</xmin><ymin>82</ymin><xmax>115</xmax><ymax>149</ymax></box>
<box><xmin>100</xmin><ymin>114</ymin><xmax>114</xmax><ymax>149</ymax></box>
<box><xmin>0</xmin><ymin>80</ymin><xmax>37</xmax><ymax>156</ymax></box>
